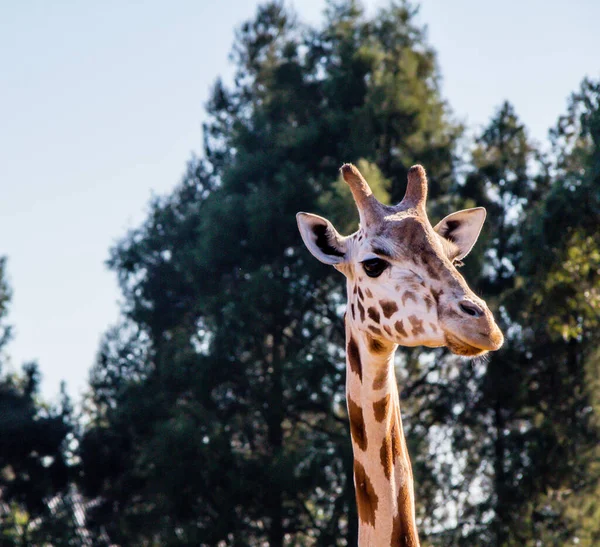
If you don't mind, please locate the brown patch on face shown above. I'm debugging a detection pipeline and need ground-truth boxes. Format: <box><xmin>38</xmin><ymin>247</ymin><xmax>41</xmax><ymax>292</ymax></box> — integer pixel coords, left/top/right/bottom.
<box><xmin>445</xmin><ymin>306</ymin><xmax>463</xmax><ymax>319</ymax></box>
<box><xmin>397</xmin><ymin>216</ymin><xmax>420</xmax><ymax>246</ymax></box>
<box><xmin>380</xmin><ymin>434</ymin><xmax>393</xmax><ymax>481</ymax></box>
<box><xmin>351</xmin><ymin>303</ymin><xmax>356</xmax><ymax>321</ymax></box>
<box><xmin>401</xmin><ymin>291</ymin><xmax>417</xmax><ymax>307</ymax></box>
<box><xmin>373</xmin><ymin>393</ymin><xmax>390</xmax><ymax>422</ymax></box>
<box><xmin>347</xmin><ymin>337</ymin><xmax>362</xmax><ymax>380</ymax></box>
<box><xmin>380</xmin><ymin>300</ymin><xmax>399</xmax><ymax>318</ymax></box>
<box><xmin>365</xmin><ymin>288</ymin><xmax>373</xmax><ymax>299</ymax></box>
<box><xmin>424</xmin><ymin>295</ymin><xmax>434</xmax><ymax>313</ymax></box>
<box><xmin>421</xmin><ymin>252</ymin><xmax>441</xmax><ymax>281</ymax></box>
<box><xmin>354</xmin><ymin>459</ymin><xmax>378</xmax><ymax>527</ymax></box>
<box><xmin>429</xmin><ymin>322</ymin><xmax>438</xmax><ymax>333</ymax></box>
<box><xmin>347</xmin><ymin>396</ymin><xmax>367</xmax><ymax>451</ymax></box>
<box><xmin>430</xmin><ymin>288</ymin><xmax>443</xmax><ymax>304</ymax></box>
<box><xmin>357</xmin><ymin>300</ymin><xmax>366</xmax><ymax>322</ymax></box>
<box><xmin>383</xmin><ymin>325</ymin><xmax>393</xmax><ymax>337</ymax></box>
<box><xmin>357</xmin><ymin>286</ymin><xmax>364</xmax><ymax>301</ymax></box>
<box><xmin>372</xmin><ymin>368</ymin><xmax>388</xmax><ymax>390</ymax></box>
<box><xmin>385</xmin><ymin>217</ymin><xmax>445</xmax><ymax>288</ymax></box>
<box><xmin>353</xmin><ymin>284</ymin><xmax>358</xmax><ymax>295</ymax></box>
<box><xmin>408</xmin><ymin>315</ymin><xmax>425</xmax><ymax>336</ymax></box>
<box><xmin>367</xmin><ymin>307</ymin><xmax>380</xmax><ymax>323</ymax></box>
<box><xmin>395</xmin><ymin>320</ymin><xmax>408</xmax><ymax>338</ymax></box>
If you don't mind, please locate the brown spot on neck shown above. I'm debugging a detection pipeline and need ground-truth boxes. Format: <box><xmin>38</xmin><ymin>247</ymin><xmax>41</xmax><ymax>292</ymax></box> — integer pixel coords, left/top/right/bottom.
<box><xmin>367</xmin><ymin>333</ymin><xmax>387</xmax><ymax>353</ymax></box>
<box><xmin>347</xmin><ymin>336</ymin><xmax>362</xmax><ymax>381</ymax></box>
<box><xmin>365</xmin><ymin>288</ymin><xmax>373</xmax><ymax>299</ymax></box>
<box><xmin>380</xmin><ymin>434</ymin><xmax>393</xmax><ymax>480</ymax></box>
<box><xmin>380</xmin><ymin>300</ymin><xmax>399</xmax><ymax>318</ymax></box>
<box><xmin>373</xmin><ymin>393</ymin><xmax>391</xmax><ymax>422</ymax></box>
<box><xmin>353</xmin><ymin>459</ymin><xmax>378</xmax><ymax>527</ymax></box>
<box><xmin>348</xmin><ymin>395</ymin><xmax>367</xmax><ymax>451</ymax></box>
<box><xmin>391</xmin><ymin>509</ymin><xmax>419</xmax><ymax>546</ymax></box>
<box><xmin>372</xmin><ymin>367</ymin><xmax>389</xmax><ymax>390</ymax></box>
<box><xmin>391</xmin><ymin>412</ymin><xmax>404</xmax><ymax>458</ymax></box>
<box><xmin>390</xmin><ymin>412</ymin><xmax>419</xmax><ymax>546</ymax></box>
<box><xmin>391</xmin><ymin>480</ymin><xmax>419</xmax><ymax>547</ymax></box>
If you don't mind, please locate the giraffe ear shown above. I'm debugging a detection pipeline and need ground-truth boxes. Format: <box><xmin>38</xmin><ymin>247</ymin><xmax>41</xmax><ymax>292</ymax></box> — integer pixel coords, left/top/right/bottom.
<box><xmin>433</xmin><ymin>207</ymin><xmax>486</xmax><ymax>261</ymax></box>
<box><xmin>296</xmin><ymin>212</ymin><xmax>347</xmax><ymax>265</ymax></box>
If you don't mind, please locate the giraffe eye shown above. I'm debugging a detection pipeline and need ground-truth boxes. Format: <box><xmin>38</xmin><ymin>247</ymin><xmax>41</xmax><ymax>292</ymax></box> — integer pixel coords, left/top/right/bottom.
<box><xmin>362</xmin><ymin>258</ymin><xmax>389</xmax><ymax>278</ymax></box>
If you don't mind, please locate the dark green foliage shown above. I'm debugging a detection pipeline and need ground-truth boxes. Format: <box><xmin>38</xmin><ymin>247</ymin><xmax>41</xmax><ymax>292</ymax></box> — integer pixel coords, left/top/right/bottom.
<box><xmin>80</xmin><ymin>1</ymin><xmax>459</xmax><ymax>545</ymax></box>
<box><xmin>0</xmin><ymin>259</ymin><xmax>78</xmax><ymax>545</ymax></box>
<box><xmin>511</xmin><ymin>80</ymin><xmax>600</xmax><ymax>545</ymax></box>
<box><xmin>70</xmin><ymin>3</ymin><xmax>599</xmax><ymax>546</ymax></box>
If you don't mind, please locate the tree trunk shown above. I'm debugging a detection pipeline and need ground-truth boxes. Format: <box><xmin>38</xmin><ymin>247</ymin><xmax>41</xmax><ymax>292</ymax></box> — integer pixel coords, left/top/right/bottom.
<box><xmin>493</xmin><ymin>402</ymin><xmax>508</xmax><ymax>545</ymax></box>
<box><xmin>267</xmin><ymin>332</ymin><xmax>285</xmax><ymax>547</ymax></box>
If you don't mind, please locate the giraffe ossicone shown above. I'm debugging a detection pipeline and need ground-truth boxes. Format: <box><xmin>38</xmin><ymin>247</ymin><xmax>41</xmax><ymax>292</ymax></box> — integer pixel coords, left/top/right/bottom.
<box><xmin>297</xmin><ymin>163</ymin><xmax>503</xmax><ymax>546</ymax></box>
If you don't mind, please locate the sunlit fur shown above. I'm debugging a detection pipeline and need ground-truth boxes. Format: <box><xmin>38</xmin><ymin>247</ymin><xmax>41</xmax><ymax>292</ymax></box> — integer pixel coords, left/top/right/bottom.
<box><xmin>335</xmin><ymin>211</ymin><xmax>503</xmax><ymax>357</ymax></box>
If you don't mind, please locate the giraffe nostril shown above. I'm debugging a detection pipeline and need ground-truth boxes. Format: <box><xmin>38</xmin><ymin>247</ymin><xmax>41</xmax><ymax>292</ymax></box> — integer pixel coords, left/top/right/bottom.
<box><xmin>459</xmin><ymin>301</ymin><xmax>483</xmax><ymax>318</ymax></box>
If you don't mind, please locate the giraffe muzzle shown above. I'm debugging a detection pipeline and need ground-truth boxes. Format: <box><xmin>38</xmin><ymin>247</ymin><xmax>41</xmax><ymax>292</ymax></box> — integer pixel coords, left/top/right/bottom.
<box><xmin>443</xmin><ymin>299</ymin><xmax>504</xmax><ymax>356</ymax></box>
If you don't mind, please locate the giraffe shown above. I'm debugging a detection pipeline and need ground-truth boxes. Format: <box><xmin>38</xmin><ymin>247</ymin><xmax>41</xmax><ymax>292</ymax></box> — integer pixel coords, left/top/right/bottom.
<box><xmin>296</xmin><ymin>163</ymin><xmax>503</xmax><ymax>546</ymax></box>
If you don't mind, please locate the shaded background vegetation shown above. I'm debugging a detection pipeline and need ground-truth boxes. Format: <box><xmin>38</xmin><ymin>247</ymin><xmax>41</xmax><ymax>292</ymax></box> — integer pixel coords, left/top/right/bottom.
<box><xmin>1</xmin><ymin>1</ymin><xmax>599</xmax><ymax>545</ymax></box>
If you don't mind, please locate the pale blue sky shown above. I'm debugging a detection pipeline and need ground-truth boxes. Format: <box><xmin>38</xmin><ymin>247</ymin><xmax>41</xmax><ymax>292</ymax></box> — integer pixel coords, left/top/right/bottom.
<box><xmin>1</xmin><ymin>0</ymin><xmax>598</xmax><ymax>401</ymax></box>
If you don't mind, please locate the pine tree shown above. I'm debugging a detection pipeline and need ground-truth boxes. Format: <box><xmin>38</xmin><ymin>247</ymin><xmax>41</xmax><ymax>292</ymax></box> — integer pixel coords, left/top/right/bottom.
<box><xmin>80</xmin><ymin>1</ymin><xmax>460</xmax><ymax>544</ymax></box>
<box><xmin>0</xmin><ymin>258</ymin><xmax>77</xmax><ymax>545</ymax></box>
<box><xmin>513</xmin><ymin>78</ymin><xmax>600</xmax><ymax>545</ymax></box>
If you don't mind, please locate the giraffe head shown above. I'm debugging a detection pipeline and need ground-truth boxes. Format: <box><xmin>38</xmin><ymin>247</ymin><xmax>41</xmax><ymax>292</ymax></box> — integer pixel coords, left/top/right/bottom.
<box><xmin>297</xmin><ymin>163</ymin><xmax>503</xmax><ymax>357</ymax></box>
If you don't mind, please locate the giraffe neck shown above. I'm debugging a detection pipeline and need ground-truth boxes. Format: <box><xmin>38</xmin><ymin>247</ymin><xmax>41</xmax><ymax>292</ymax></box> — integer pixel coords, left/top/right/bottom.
<box><xmin>345</xmin><ymin>321</ymin><xmax>420</xmax><ymax>546</ymax></box>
